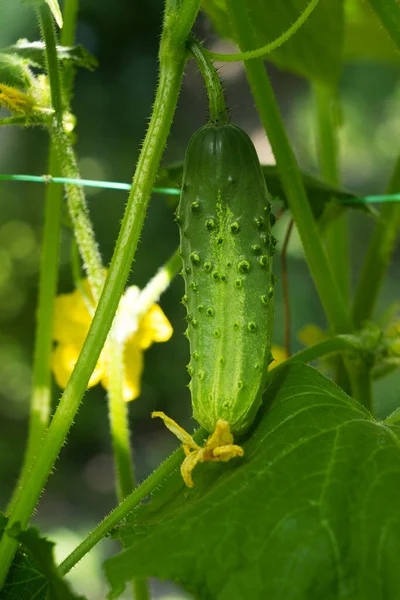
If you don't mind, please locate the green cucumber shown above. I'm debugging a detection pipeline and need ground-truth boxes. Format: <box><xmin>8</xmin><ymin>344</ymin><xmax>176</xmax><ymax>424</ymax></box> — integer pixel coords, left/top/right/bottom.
<box><xmin>177</xmin><ymin>122</ymin><xmax>275</xmax><ymax>436</ymax></box>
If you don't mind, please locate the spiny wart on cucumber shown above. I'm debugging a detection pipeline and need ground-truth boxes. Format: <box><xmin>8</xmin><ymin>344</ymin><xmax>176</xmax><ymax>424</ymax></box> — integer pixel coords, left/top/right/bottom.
<box><xmin>152</xmin><ymin>37</ymin><xmax>276</xmax><ymax>488</ymax></box>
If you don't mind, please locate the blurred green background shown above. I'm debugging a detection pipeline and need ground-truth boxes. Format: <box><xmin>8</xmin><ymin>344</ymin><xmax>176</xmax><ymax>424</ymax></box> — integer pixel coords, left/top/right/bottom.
<box><xmin>0</xmin><ymin>1</ymin><xmax>399</xmax><ymax>597</ymax></box>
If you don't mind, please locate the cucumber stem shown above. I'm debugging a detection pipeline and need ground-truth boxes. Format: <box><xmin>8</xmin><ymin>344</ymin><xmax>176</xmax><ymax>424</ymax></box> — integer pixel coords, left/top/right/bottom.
<box><xmin>188</xmin><ymin>36</ymin><xmax>229</xmax><ymax>125</ymax></box>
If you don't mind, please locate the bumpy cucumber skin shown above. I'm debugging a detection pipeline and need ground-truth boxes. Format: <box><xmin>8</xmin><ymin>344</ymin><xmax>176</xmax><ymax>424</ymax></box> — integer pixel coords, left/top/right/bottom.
<box><xmin>178</xmin><ymin>123</ymin><xmax>275</xmax><ymax>436</ymax></box>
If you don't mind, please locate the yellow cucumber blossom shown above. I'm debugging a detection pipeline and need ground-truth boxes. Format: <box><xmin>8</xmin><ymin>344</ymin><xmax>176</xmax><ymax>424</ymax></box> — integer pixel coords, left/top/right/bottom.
<box><xmin>152</xmin><ymin>412</ymin><xmax>244</xmax><ymax>488</ymax></box>
<box><xmin>268</xmin><ymin>344</ymin><xmax>288</xmax><ymax>370</ymax></box>
<box><xmin>52</xmin><ymin>279</ymin><xmax>173</xmax><ymax>401</ymax></box>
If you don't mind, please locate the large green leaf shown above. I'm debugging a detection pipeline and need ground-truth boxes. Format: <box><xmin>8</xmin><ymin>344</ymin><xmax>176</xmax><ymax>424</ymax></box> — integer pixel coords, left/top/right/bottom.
<box><xmin>3</xmin><ymin>40</ymin><xmax>98</xmax><ymax>71</ymax></box>
<box><xmin>202</xmin><ymin>0</ymin><xmax>344</xmax><ymax>84</ymax></box>
<box><xmin>367</xmin><ymin>0</ymin><xmax>400</xmax><ymax>54</ymax></box>
<box><xmin>344</xmin><ymin>0</ymin><xmax>399</xmax><ymax>62</ymax></box>
<box><xmin>0</xmin><ymin>520</ymin><xmax>85</xmax><ymax>600</ymax></box>
<box><xmin>105</xmin><ymin>363</ymin><xmax>400</xmax><ymax>599</ymax></box>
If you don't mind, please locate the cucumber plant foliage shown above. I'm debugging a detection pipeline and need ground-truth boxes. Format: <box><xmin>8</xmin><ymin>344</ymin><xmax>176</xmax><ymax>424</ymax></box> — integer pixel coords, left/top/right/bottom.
<box><xmin>105</xmin><ymin>363</ymin><xmax>400</xmax><ymax>600</ymax></box>
<box><xmin>0</xmin><ymin>0</ymin><xmax>400</xmax><ymax>599</ymax></box>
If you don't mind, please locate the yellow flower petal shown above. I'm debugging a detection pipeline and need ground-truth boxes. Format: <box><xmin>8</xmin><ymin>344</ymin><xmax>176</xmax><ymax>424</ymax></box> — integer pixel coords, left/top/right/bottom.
<box><xmin>181</xmin><ymin>450</ymin><xmax>204</xmax><ymax>488</ymax></box>
<box><xmin>153</xmin><ymin>415</ymin><xmax>243</xmax><ymax>487</ymax></box>
<box><xmin>136</xmin><ymin>304</ymin><xmax>173</xmax><ymax>350</ymax></box>
<box><xmin>52</xmin><ymin>342</ymin><xmax>103</xmax><ymax>389</ymax></box>
<box><xmin>268</xmin><ymin>344</ymin><xmax>288</xmax><ymax>370</ymax></box>
<box><xmin>53</xmin><ymin>288</ymin><xmax>92</xmax><ymax>344</ymax></box>
<box><xmin>122</xmin><ymin>337</ymin><xmax>144</xmax><ymax>401</ymax></box>
<box><xmin>152</xmin><ymin>411</ymin><xmax>200</xmax><ymax>449</ymax></box>
<box><xmin>297</xmin><ymin>324</ymin><xmax>327</xmax><ymax>347</ymax></box>
<box><xmin>52</xmin><ymin>277</ymin><xmax>172</xmax><ymax>402</ymax></box>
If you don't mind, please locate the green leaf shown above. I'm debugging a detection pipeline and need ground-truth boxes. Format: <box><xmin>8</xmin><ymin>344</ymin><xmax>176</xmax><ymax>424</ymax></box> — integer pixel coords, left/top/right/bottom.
<box><xmin>105</xmin><ymin>363</ymin><xmax>400</xmax><ymax>600</ymax></box>
<box><xmin>46</xmin><ymin>0</ymin><xmax>63</xmax><ymax>28</ymax></box>
<box><xmin>156</xmin><ymin>162</ymin><xmax>373</xmax><ymax>222</ymax></box>
<box><xmin>366</xmin><ymin>0</ymin><xmax>400</xmax><ymax>54</ymax></box>
<box><xmin>3</xmin><ymin>40</ymin><xmax>98</xmax><ymax>71</ymax></box>
<box><xmin>0</xmin><ymin>513</ymin><xmax>7</xmax><ymax>537</ymax></box>
<box><xmin>202</xmin><ymin>0</ymin><xmax>344</xmax><ymax>84</ymax></box>
<box><xmin>0</xmin><ymin>53</ymin><xmax>34</xmax><ymax>89</ymax></box>
<box><xmin>344</xmin><ymin>0</ymin><xmax>399</xmax><ymax>63</ymax></box>
<box><xmin>0</xmin><ymin>524</ymin><xmax>85</xmax><ymax>599</ymax></box>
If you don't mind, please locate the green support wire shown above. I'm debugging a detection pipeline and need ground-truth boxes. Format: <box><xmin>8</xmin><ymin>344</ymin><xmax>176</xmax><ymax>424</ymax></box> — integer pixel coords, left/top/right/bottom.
<box><xmin>0</xmin><ymin>173</ymin><xmax>399</xmax><ymax>205</ymax></box>
<box><xmin>0</xmin><ymin>173</ymin><xmax>181</xmax><ymax>196</ymax></box>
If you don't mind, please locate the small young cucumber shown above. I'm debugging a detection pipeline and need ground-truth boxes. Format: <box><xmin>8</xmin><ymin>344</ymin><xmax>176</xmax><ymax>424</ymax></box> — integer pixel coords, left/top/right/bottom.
<box><xmin>179</xmin><ymin>122</ymin><xmax>275</xmax><ymax>435</ymax></box>
<box><xmin>153</xmin><ymin>122</ymin><xmax>275</xmax><ymax>487</ymax></box>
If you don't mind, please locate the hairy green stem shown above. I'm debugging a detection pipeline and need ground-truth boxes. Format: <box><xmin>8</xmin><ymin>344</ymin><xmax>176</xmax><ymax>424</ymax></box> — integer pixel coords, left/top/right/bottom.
<box><xmin>106</xmin><ymin>334</ymin><xmax>147</xmax><ymax>600</ymax></box>
<box><xmin>189</xmin><ymin>36</ymin><xmax>228</xmax><ymax>124</ymax></box>
<box><xmin>353</xmin><ymin>156</ymin><xmax>400</xmax><ymax>328</ymax></box>
<box><xmin>207</xmin><ymin>0</ymin><xmax>320</xmax><ymax>62</ymax></box>
<box><xmin>6</xmin><ymin>148</ymin><xmax>63</xmax><ymax>514</ymax></box>
<box><xmin>60</xmin><ymin>0</ymin><xmax>79</xmax><ymax>48</ymax></box>
<box><xmin>227</xmin><ymin>0</ymin><xmax>352</xmax><ymax>335</ymax></box>
<box><xmin>38</xmin><ymin>3</ymin><xmax>104</xmax><ymax>299</ymax></box>
<box><xmin>6</xmin><ymin>0</ymin><xmax>80</xmax><ymax>516</ymax></box>
<box><xmin>59</xmin><ymin>428</ymin><xmax>206</xmax><ymax>575</ymax></box>
<box><xmin>105</xmin><ymin>248</ymin><xmax>181</xmax><ymax>501</ymax></box>
<box><xmin>107</xmin><ymin>337</ymin><xmax>135</xmax><ymax>502</ymax></box>
<box><xmin>0</xmin><ymin>2</ymin><xmax>198</xmax><ymax>583</ymax></box>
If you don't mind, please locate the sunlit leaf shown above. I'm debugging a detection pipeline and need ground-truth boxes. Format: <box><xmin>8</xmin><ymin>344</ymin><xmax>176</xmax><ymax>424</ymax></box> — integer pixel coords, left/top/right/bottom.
<box><xmin>0</xmin><ymin>53</ymin><xmax>34</xmax><ymax>90</ymax></box>
<box><xmin>202</xmin><ymin>0</ymin><xmax>344</xmax><ymax>84</ymax></box>
<box><xmin>3</xmin><ymin>40</ymin><xmax>98</xmax><ymax>71</ymax></box>
<box><xmin>344</xmin><ymin>0</ymin><xmax>400</xmax><ymax>62</ymax></box>
<box><xmin>46</xmin><ymin>0</ymin><xmax>63</xmax><ymax>28</ymax></box>
<box><xmin>105</xmin><ymin>363</ymin><xmax>400</xmax><ymax>600</ymax></box>
<box><xmin>0</xmin><ymin>521</ymin><xmax>85</xmax><ymax>600</ymax></box>
<box><xmin>366</xmin><ymin>0</ymin><xmax>400</xmax><ymax>55</ymax></box>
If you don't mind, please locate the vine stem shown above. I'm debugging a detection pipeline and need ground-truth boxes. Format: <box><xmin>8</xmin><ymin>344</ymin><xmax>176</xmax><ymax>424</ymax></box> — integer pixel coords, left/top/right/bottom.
<box><xmin>6</xmin><ymin>147</ymin><xmax>63</xmax><ymax>514</ymax></box>
<box><xmin>227</xmin><ymin>0</ymin><xmax>353</xmax><ymax>335</ymax></box>
<box><xmin>107</xmin><ymin>336</ymin><xmax>136</xmax><ymax>502</ymax></box>
<box><xmin>59</xmin><ymin>428</ymin><xmax>206</xmax><ymax>575</ymax></box>
<box><xmin>352</xmin><ymin>156</ymin><xmax>400</xmax><ymax>328</ymax></box>
<box><xmin>6</xmin><ymin>0</ymin><xmax>80</xmax><ymax>515</ymax></box>
<box><xmin>189</xmin><ymin>36</ymin><xmax>229</xmax><ymax>124</ymax></box>
<box><xmin>106</xmin><ymin>333</ymin><xmax>148</xmax><ymax>600</ymax></box>
<box><xmin>38</xmin><ymin>3</ymin><xmax>104</xmax><ymax>300</ymax></box>
<box><xmin>105</xmin><ymin>247</ymin><xmax>182</xmax><ymax>501</ymax></box>
<box><xmin>314</xmin><ymin>81</ymin><xmax>350</xmax><ymax>302</ymax></box>
<box><xmin>0</xmin><ymin>0</ymin><xmax>200</xmax><ymax>583</ymax></box>
<box><xmin>207</xmin><ymin>0</ymin><xmax>320</xmax><ymax>62</ymax></box>
<box><xmin>60</xmin><ymin>247</ymin><xmax>181</xmax><ymax>579</ymax></box>
<box><xmin>314</xmin><ymin>81</ymin><xmax>353</xmax><ymax>395</ymax></box>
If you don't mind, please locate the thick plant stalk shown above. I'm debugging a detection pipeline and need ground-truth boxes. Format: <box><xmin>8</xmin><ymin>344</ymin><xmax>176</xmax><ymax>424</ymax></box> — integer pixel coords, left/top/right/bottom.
<box><xmin>353</xmin><ymin>156</ymin><xmax>400</xmax><ymax>328</ymax></box>
<box><xmin>314</xmin><ymin>81</ymin><xmax>352</xmax><ymax>394</ymax></box>
<box><xmin>314</xmin><ymin>81</ymin><xmax>350</xmax><ymax>302</ymax></box>
<box><xmin>7</xmin><ymin>0</ymin><xmax>80</xmax><ymax>515</ymax></box>
<box><xmin>0</xmin><ymin>0</ymin><xmax>200</xmax><ymax>585</ymax></box>
<box><xmin>39</xmin><ymin>3</ymin><xmax>104</xmax><ymax>299</ymax></box>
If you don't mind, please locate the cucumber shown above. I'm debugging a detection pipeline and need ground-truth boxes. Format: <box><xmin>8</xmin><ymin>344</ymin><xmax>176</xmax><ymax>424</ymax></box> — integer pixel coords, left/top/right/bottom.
<box><xmin>177</xmin><ymin>122</ymin><xmax>275</xmax><ymax>435</ymax></box>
